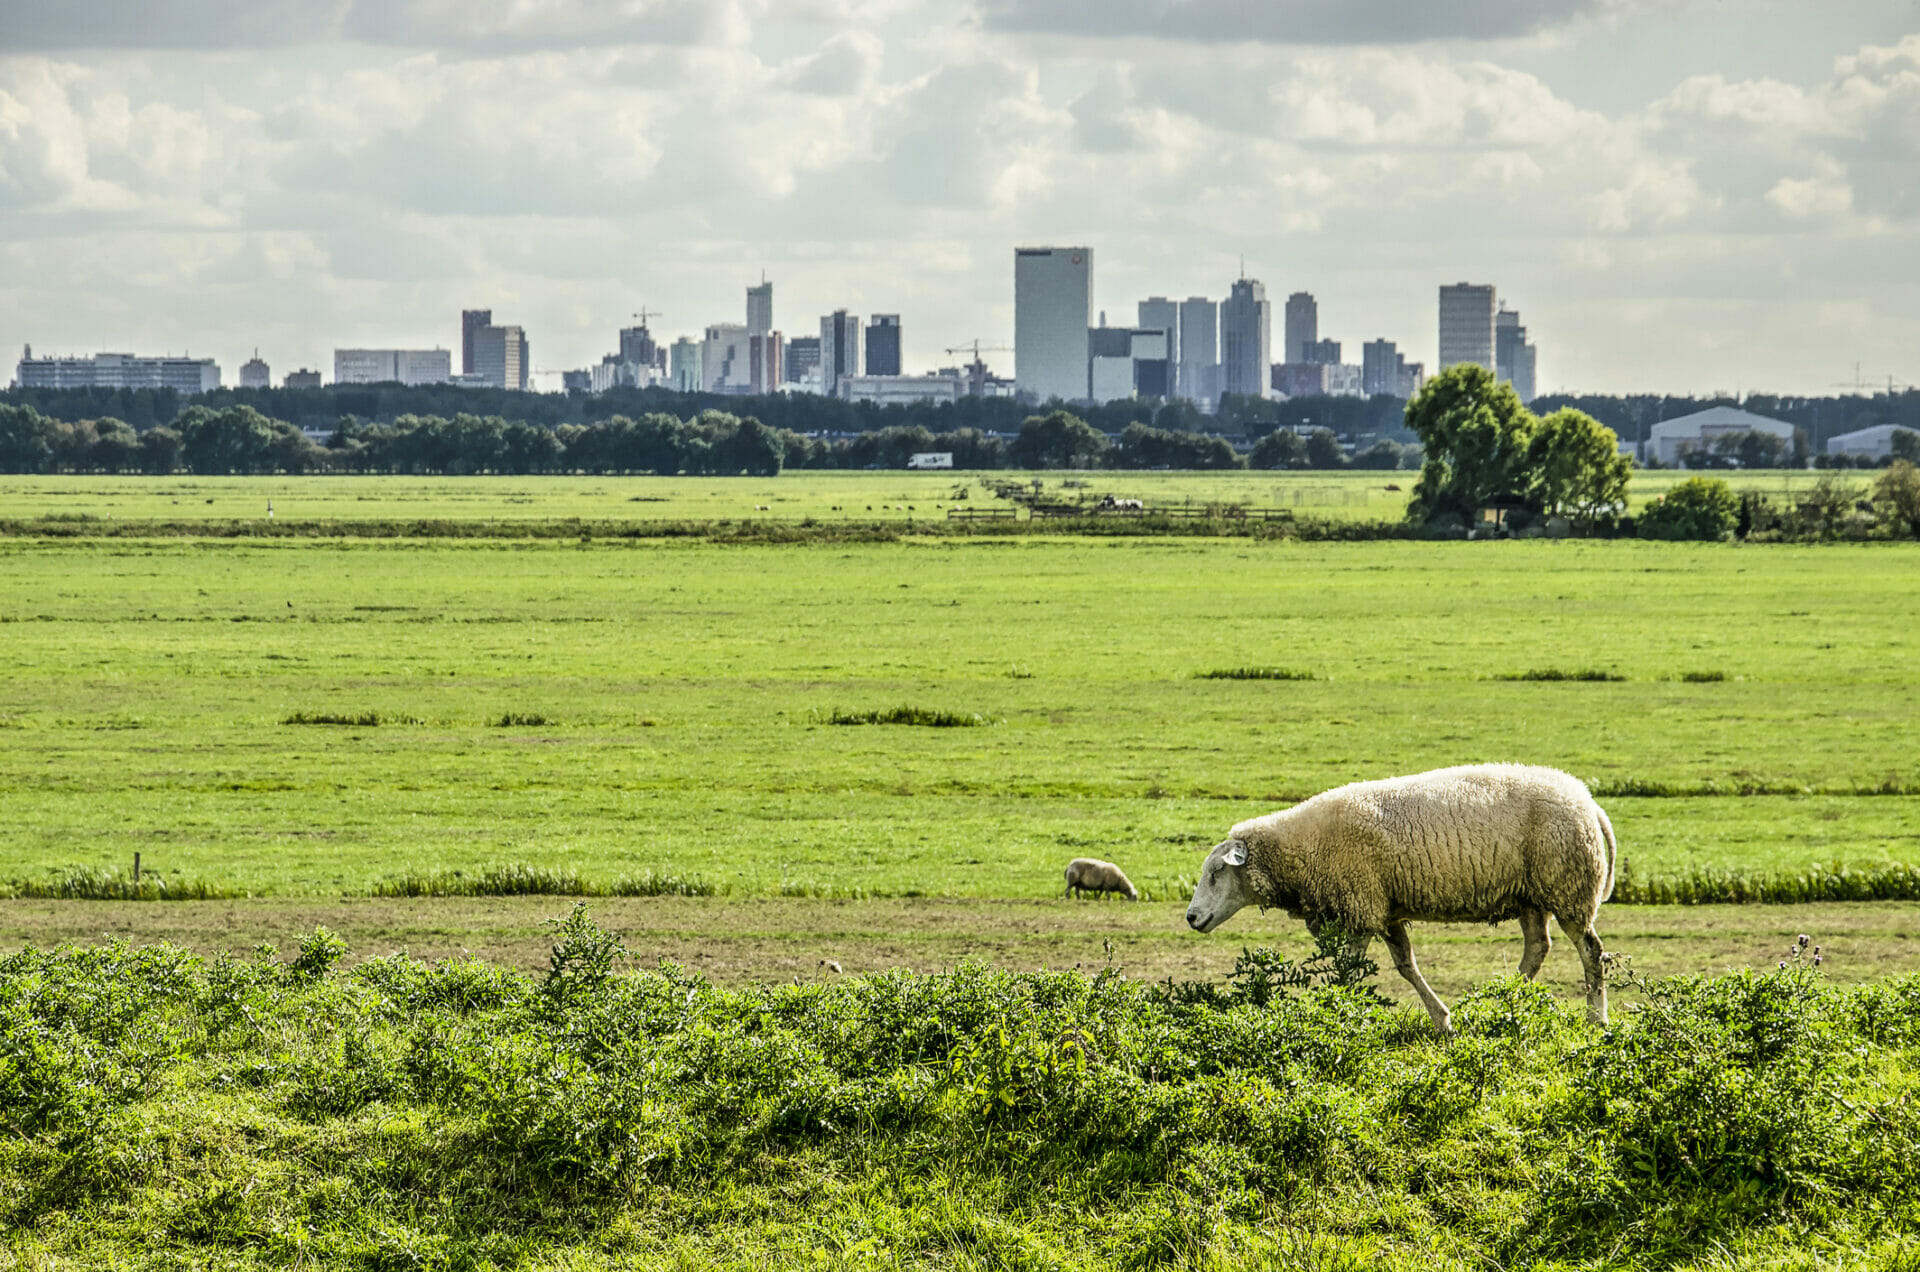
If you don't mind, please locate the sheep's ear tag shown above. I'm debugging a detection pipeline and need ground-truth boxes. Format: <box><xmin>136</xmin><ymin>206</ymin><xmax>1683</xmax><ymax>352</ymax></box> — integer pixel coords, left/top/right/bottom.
<box><xmin>1223</xmin><ymin>841</ymin><xmax>1248</xmax><ymax>867</ymax></box>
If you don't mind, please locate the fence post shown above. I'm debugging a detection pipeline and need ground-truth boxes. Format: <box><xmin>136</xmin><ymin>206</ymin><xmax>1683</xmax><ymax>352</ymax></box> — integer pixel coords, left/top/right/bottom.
<box><xmin>133</xmin><ymin>851</ymin><xmax>141</xmax><ymax>882</ymax></box>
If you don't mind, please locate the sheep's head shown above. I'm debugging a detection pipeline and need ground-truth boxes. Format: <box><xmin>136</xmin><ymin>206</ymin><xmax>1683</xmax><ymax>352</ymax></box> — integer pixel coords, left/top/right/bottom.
<box><xmin>1186</xmin><ymin>838</ymin><xmax>1255</xmax><ymax>933</ymax></box>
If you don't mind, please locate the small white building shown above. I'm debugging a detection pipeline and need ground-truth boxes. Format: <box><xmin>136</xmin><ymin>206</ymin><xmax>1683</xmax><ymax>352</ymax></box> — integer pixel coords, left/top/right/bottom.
<box><xmin>1643</xmin><ymin>405</ymin><xmax>1795</xmax><ymax>466</ymax></box>
<box><xmin>1826</xmin><ymin>423</ymin><xmax>1916</xmax><ymax>462</ymax></box>
<box><xmin>842</xmin><ymin>375</ymin><xmax>962</xmax><ymax>407</ymax></box>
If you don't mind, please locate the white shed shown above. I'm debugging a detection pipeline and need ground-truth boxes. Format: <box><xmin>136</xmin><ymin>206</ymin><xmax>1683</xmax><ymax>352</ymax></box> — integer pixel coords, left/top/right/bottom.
<box><xmin>1826</xmin><ymin>423</ymin><xmax>1917</xmax><ymax>461</ymax></box>
<box><xmin>1645</xmin><ymin>406</ymin><xmax>1795</xmax><ymax>467</ymax></box>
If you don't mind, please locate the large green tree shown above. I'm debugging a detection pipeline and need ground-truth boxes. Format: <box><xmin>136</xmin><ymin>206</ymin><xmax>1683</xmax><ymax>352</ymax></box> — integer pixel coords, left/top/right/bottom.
<box><xmin>1403</xmin><ymin>365</ymin><xmax>1537</xmax><ymax>526</ymax></box>
<box><xmin>1529</xmin><ymin>408</ymin><xmax>1633</xmax><ymax>528</ymax></box>
<box><xmin>175</xmin><ymin>405</ymin><xmax>282</xmax><ymax>474</ymax></box>
<box><xmin>1009</xmin><ymin>411</ymin><xmax>1106</xmax><ymax>469</ymax></box>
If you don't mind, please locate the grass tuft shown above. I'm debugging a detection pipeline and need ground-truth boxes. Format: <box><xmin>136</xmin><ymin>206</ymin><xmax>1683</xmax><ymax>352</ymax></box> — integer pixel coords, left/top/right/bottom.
<box><xmin>282</xmin><ymin>710</ymin><xmax>421</xmax><ymax>726</ymax></box>
<box><xmin>493</xmin><ymin>712</ymin><xmax>552</xmax><ymax>727</ymax></box>
<box><xmin>823</xmin><ymin>706</ymin><xmax>987</xmax><ymax>727</ymax></box>
<box><xmin>1681</xmin><ymin>670</ymin><xmax>1729</xmax><ymax>682</ymax></box>
<box><xmin>1193</xmin><ymin>667</ymin><xmax>1317</xmax><ymax>681</ymax></box>
<box><xmin>0</xmin><ymin>866</ymin><xmax>245</xmax><ymax>901</ymax></box>
<box><xmin>368</xmin><ymin>863</ymin><xmax>717</xmax><ymax>898</ymax></box>
<box><xmin>1614</xmin><ymin>860</ymin><xmax>1920</xmax><ymax>905</ymax></box>
<box><xmin>1495</xmin><ymin>668</ymin><xmax>1627</xmax><ymax>682</ymax></box>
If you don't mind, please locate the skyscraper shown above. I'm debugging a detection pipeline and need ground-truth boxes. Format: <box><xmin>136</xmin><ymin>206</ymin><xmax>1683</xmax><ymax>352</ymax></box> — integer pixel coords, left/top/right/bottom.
<box><xmin>669</xmin><ymin>337</ymin><xmax>702</xmax><ymax>392</ymax></box>
<box><xmin>619</xmin><ymin>324</ymin><xmax>663</xmax><ymax>370</ymax></box>
<box><xmin>1438</xmin><ymin>283</ymin><xmax>1496</xmax><ymax>372</ymax></box>
<box><xmin>1013</xmin><ymin>246</ymin><xmax>1093</xmax><ymax>403</ymax></box>
<box><xmin>461</xmin><ymin>309</ymin><xmax>491</xmax><ymax>375</ymax></box>
<box><xmin>784</xmin><ymin>335</ymin><xmax>821</xmax><ymax>385</ymax></box>
<box><xmin>746</xmin><ymin>281</ymin><xmax>773</xmax><ymax>336</ymax></box>
<box><xmin>1177</xmin><ymin>297</ymin><xmax>1218</xmax><ymax>407</ymax></box>
<box><xmin>865</xmin><ymin>314</ymin><xmax>901</xmax><ymax>377</ymax></box>
<box><xmin>1496</xmin><ymin>307</ymin><xmax>1538</xmax><ymax>403</ymax></box>
<box><xmin>1220</xmin><ymin>277</ymin><xmax>1271</xmax><ymax>400</ymax></box>
<box><xmin>820</xmin><ymin>310</ymin><xmax>863</xmax><ymax>397</ymax></box>
<box><xmin>239</xmin><ymin>350</ymin><xmax>270</xmax><ymax>390</ymax></box>
<box><xmin>1283</xmin><ymin>292</ymin><xmax>1317</xmax><ymax>364</ymax></box>
<box><xmin>1137</xmin><ymin>297</ymin><xmax>1179</xmax><ymax>396</ymax></box>
<box><xmin>472</xmin><ymin>325</ymin><xmax>529</xmax><ymax>390</ymax></box>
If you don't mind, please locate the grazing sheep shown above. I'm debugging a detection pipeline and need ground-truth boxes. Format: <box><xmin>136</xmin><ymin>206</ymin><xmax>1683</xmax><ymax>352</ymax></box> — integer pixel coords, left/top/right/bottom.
<box><xmin>1185</xmin><ymin>764</ymin><xmax>1616</xmax><ymax>1035</ymax></box>
<box><xmin>819</xmin><ymin>958</ymin><xmax>843</xmax><ymax>975</ymax></box>
<box><xmin>1065</xmin><ymin>857</ymin><xmax>1139</xmax><ymax>901</ymax></box>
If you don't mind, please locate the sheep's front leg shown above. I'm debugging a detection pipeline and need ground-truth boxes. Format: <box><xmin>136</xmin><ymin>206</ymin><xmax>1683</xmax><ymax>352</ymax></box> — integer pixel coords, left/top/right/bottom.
<box><xmin>1384</xmin><ymin>923</ymin><xmax>1453</xmax><ymax>1038</ymax></box>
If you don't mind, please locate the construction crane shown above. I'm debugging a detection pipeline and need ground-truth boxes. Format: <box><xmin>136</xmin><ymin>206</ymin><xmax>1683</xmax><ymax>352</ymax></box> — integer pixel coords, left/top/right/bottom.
<box><xmin>630</xmin><ymin>307</ymin><xmax>663</xmax><ymax>329</ymax></box>
<box><xmin>1831</xmin><ymin>364</ymin><xmax>1916</xmax><ymax>395</ymax></box>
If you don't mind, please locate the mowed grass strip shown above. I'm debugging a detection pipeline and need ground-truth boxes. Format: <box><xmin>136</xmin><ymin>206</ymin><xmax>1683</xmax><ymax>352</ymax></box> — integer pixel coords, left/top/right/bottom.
<box><xmin>1</xmin><ymin>535</ymin><xmax>1916</xmax><ymax>897</ymax></box>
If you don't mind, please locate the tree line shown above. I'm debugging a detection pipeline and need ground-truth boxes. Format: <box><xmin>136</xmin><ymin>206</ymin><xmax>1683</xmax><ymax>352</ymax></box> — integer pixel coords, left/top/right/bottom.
<box><xmin>0</xmin><ymin>403</ymin><xmax>1415</xmax><ymax>476</ymax></box>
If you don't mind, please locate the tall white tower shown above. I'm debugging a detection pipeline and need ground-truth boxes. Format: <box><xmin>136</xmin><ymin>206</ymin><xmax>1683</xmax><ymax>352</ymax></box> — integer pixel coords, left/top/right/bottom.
<box><xmin>1014</xmin><ymin>247</ymin><xmax>1093</xmax><ymax>404</ymax></box>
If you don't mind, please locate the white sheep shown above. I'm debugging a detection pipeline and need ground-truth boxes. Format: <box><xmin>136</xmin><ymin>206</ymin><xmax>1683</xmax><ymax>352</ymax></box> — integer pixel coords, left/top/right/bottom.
<box><xmin>1065</xmin><ymin>857</ymin><xmax>1139</xmax><ymax>901</ymax></box>
<box><xmin>1185</xmin><ymin>763</ymin><xmax>1616</xmax><ymax>1035</ymax></box>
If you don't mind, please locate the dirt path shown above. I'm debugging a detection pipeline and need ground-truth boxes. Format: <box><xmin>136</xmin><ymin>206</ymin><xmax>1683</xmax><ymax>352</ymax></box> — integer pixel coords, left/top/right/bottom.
<box><xmin>4</xmin><ymin>896</ymin><xmax>1913</xmax><ymax>1002</ymax></box>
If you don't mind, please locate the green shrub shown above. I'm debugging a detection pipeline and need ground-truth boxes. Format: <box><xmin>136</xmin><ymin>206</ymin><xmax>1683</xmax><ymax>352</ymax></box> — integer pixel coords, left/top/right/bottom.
<box><xmin>1639</xmin><ymin>476</ymin><xmax>1739</xmax><ymax>540</ymax></box>
<box><xmin>823</xmin><ymin>706</ymin><xmax>987</xmax><ymax>727</ymax></box>
<box><xmin>1193</xmin><ymin>667</ymin><xmax>1317</xmax><ymax>681</ymax></box>
<box><xmin>1495</xmin><ymin>668</ymin><xmax>1626</xmax><ymax>682</ymax></box>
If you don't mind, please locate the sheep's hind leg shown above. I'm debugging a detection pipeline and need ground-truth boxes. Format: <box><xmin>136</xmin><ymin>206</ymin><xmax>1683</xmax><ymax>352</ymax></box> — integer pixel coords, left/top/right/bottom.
<box><xmin>1517</xmin><ymin>907</ymin><xmax>1552</xmax><ymax>980</ymax></box>
<box><xmin>1557</xmin><ymin>914</ymin><xmax>1608</xmax><ymax>1025</ymax></box>
<box><xmin>1383</xmin><ymin>923</ymin><xmax>1453</xmax><ymax>1038</ymax></box>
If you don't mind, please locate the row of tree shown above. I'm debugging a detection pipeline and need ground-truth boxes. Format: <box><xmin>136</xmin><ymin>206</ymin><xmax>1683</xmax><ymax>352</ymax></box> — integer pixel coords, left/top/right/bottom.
<box><xmin>0</xmin><ymin>402</ymin><xmax>1416</xmax><ymax>475</ymax></box>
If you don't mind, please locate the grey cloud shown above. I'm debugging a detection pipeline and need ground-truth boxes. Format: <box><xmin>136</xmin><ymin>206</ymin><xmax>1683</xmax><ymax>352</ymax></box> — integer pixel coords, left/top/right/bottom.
<box><xmin>0</xmin><ymin>0</ymin><xmax>740</xmax><ymax>51</ymax></box>
<box><xmin>977</xmin><ymin>0</ymin><xmax>1617</xmax><ymax>45</ymax></box>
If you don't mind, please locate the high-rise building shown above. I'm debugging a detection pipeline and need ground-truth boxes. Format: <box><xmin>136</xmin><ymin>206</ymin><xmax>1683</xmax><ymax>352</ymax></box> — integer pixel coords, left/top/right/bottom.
<box><xmin>1090</xmin><ymin>328</ymin><xmax>1169</xmax><ymax>402</ymax></box>
<box><xmin>1438</xmin><ymin>283</ymin><xmax>1496</xmax><ymax>372</ymax></box>
<box><xmin>746</xmin><ymin>282</ymin><xmax>773</xmax><ymax>337</ymax></box>
<box><xmin>748</xmin><ymin>332</ymin><xmax>782</xmax><ymax>396</ymax></box>
<box><xmin>784</xmin><ymin>335</ymin><xmax>821</xmax><ymax>385</ymax></box>
<box><xmin>1362</xmin><ymin>339</ymin><xmax>1399</xmax><ymax>397</ymax></box>
<box><xmin>1283</xmin><ymin>292</ymin><xmax>1318</xmax><ymax>364</ymax></box>
<box><xmin>239</xmin><ymin>350</ymin><xmax>270</xmax><ymax>389</ymax></box>
<box><xmin>1177</xmin><ymin>297</ymin><xmax>1219</xmax><ymax>408</ymax></box>
<box><xmin>669</xmin><ymin>337</ymin><xmax>702</xmax><ymax>392</ymax></box>
<box><xmin>284</xmin><ymin>368</ymin><xmax>322</xmax><ymax>390</ymax></box>
<box><xmin>702</xmin><ymin>324</ymin><xmax>751</xmax><ymax>394</ymax></box>
<box><xmin>1014</xmin><ymin>246</ymin><xmax>1093</xmax><ymax>403</ymax></box>
<box><xmin>1496</xmin><ymin>307</ymin><xmax>1538</xmax><ymax>403</ymax></box>
<box><xmin>333</xmin><ymin>348</ymin><xmax>452</xmax><ymax>386</ymax></box>
<box><xmin>461</xmin><ymin>309</ymin><xmax>491</xmax><ymax>375</ymax></box>
<box><xmin>820</xmin><ymin>310</ymin><xmax>863</xmax><ymax>397</ymax></box>
<box><xmin>1302</xmin><ymin>338</ymin><xmax>1341</xmax><ymax>365</ymax></box>
<box><xmin>865</xmin><ymin>314</ymin><xmax>901</xmax><ymax>377</ymax></box>
<box><xmin>1137</xmin><ymin>298</ymin><xmax>1179</xmax><ymax>396</ymax></box>
<box><xmin>471</xmin><ymin>325</ymin><xmax>528</xmax><ymax>390</ymax></box>
<box><xmin>16</xmin><ymin>348</ymin><xmax>222</xmax><ymax>393</ymax></box>
<box><xmin>619</xmin><ymin>324</ymin><xmax>664</xmax><ymax>371</ymax></box>
<box><xmin>1220</xmin><ymin>277</ymin><xmax>1271</xmax><ymax>400</ymax></box>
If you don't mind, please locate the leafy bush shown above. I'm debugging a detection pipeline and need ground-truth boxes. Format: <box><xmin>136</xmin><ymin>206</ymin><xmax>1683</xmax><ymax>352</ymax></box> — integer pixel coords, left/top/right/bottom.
<box><xmin>823</xmin><ymin>706</ymin><xmax>987</xmax><ymax>727</ymax></box>
<box><xmin>1638</xmin><ymin>476</ymin><xmax>1739</xmax><ymax>540</ymax></box>
<box><xmin>1193</xmin><ymin>667</ymin><xmax>1317</xmax><ymax>681</ymax></box>
<box><xmin>1495</xmin><ymin>668</ymin><xmax>1627</xmax><ymax>682</ymax></box>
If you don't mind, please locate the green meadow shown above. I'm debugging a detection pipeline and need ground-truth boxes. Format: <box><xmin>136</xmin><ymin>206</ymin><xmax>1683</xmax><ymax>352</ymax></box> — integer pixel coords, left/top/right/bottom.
<box><xmin>0</xmin><ymin>466</ymin><xmax>1861</xmax><ymax>527</ymax></box>
<box><xmin>2</xmin><ymin>521</ymin><xmax>1915</xmax><ymax>900</ymax></box>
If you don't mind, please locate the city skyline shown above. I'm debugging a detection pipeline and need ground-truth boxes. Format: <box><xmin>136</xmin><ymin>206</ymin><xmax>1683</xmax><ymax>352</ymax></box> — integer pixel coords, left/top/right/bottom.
<box><xmin>1</xmin><ymin>2</ymin><xmax>1916</xmax><ymax>397</ymax></box>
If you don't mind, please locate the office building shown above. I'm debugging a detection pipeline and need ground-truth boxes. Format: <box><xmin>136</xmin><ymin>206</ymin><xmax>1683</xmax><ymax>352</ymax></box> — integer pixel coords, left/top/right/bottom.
<box><xmin>1495</xmin><ymin>307</ymin><xmax>1538</xmax><ymax>403</ymax></box>
<box><xmin>1438</xmin><ymin>283</ymin><xmax>1496</xmax><ymax>372</ymax></box>
<box><xmin>619</xmin><ymin>324</ymin><xmax>664</xmax><ymax>371</ymax></box>
<box><xmin>1283</xmin><ymin>292</ymin><xmax>1317</xmax><ymax>364</ymax></box>
<box><xmin>333</xmin><ymin>348</ymin><xmax>452</xmax><ymax>386</ymax></box>
<box><xmin>748</xmin><ymin>332</ymin><xmax>782</xmax><ymax>395</ymax></box>
<box><xmin>238</xmin><ymin>351</ymin><xmax>270</xmax><ymax>389</ymax></box>
<box><xmin>1302</xmin><ymin>338</ymin><xmax>1340</xmax><ymax>365</ymax></box>
<box><xmin>1177</xmin><ymin>297</ymin><xmax>1219</xmax><ymax>408</ymax></box>
<box><xmin>561</xmin><ymin>370</ymin><xmax>591</xmax><ymax>392</ymax></box>
<box><xmin>1362</xmin><ymin>339</ymin><xmax>1426</xmax><ymax>398</ymax></box>
<box><xmin>784</xmin><ymin>336</ymin><xmax>821</xmax><ymax>385</ymax></box>
<box><xmin>1137</xmin><ymin>298</ymin><xmax>1180</xmax><ymax>395</ymax></box>
<box><xmin>702</xmin><ymin>324</ymin><xmax>751</xmax><ymax>394</ymax></box>
<box><xmin>669</xmin><ymin>337</ymin><xmax>702</xmax><ymax>392</ymax></box>
<box><xmin>461</xmin><ymin>309</ymin><xmax>491</xmax><ymax>375</ymax></box>
<box><xmin>284</xmin><ymin>368</ymin><xmax>322</xmax><ymax>390</ymax></box>
<box><xmin>1090</xmin><ymin>328</ymin><xmax>1169</xmax><ymax>402</ymax></box>
<box><xmin>865</xmin><ymin>314</ymin><xmax>901</xmax><ymax>377</ymax></box>
<box><xmin>16</xmin><ymin>348</ymin><xmax>222</xmax><ymax>393</ymax></box>
<box><xmin>820</xmin><ymin>310</ymin><xmax>862</xmax><ymax>397</ymax></box>
<box><xmin>746</xmin><ymin>281</ymin><xmax>773</xmax><ymax>336</ymax></box>
<box><xmin>1220</xmin><ymin>277</ymin><xmax>1271</xmax><ymax>399</ymax></box>
<box><xmin>470</xmin><ymin>324</ymin><xmax>529</xmax><ymax>390</ymax></box>
<box><xmin>842</xmin><ymin>375</ymin><xmax>963</xmax><ymax>407</ymax></box>
<box><xmin>1014</xmin><ymin>246</ymin><xmax>1093</xmax><ymax>403</ymax></box>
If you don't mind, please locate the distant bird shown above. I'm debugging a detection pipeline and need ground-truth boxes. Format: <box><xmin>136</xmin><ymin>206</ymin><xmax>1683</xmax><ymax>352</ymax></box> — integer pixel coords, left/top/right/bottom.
<box><xmin>819</xmin><ymin>958</ymin><xmax>843</xmax><ymax>975</ymax></box>
<box><xmin>286</xmin><ymin>600</ymin><xmax>292</xmax><ymax>608</ymax></box>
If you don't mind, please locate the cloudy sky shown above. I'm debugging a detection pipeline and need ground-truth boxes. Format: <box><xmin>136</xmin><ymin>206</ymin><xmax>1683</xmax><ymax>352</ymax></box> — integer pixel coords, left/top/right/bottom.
<box><xmin>3</xmin><ymin>0</ymin><xmax>1917</xmax><ymax>396</ymax></box>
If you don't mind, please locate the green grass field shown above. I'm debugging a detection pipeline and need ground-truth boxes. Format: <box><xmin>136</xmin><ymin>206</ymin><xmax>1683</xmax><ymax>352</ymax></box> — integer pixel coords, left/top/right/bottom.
<box><xmin>2</xmin><ymin>517</ymin><xmax>1915</xmax><ymax>901</ymax></box>
<box><xmin>0</xmin><ymin>467</ymin><xmax>1867</xmax><ymax>527</ymax></box>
